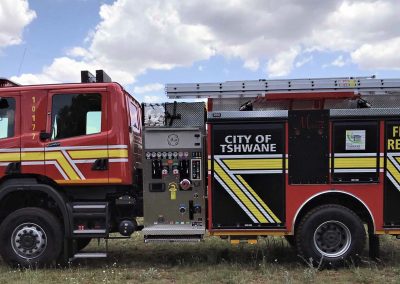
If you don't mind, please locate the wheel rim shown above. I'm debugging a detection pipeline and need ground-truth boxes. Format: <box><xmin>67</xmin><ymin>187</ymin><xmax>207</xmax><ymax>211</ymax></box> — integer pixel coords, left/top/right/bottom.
<box><xmin>11</xmin><ymin>223</ymin><xmax>47</xmax><ymax>260</ymax></box>
<box><xmin>313</xmin><ymin>220</ymin><xmax>351</xmax><ymax>258</ymax></box>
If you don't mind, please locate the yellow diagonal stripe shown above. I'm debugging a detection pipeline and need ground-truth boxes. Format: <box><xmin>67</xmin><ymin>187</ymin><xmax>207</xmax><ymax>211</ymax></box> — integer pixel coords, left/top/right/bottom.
<box><xmin>223</xmin><ymin>159</ymin><xmax>283</xmax><ymax>170</ymax></box>
<box><xmin>236</xmin><ymin>175</ymin><xmax>281</xmax><ymax>223</ymax></box>
<box><xmin>334</xmin><ymin>157</ymin><xmax>377</xmax><ymax>168</ymax></box>
<box><xmin>46</xmin><ymin>152</ymin><xmax>79</xmax><ymax>180</ymax></box>
<box><xmin>387</xmin><ymin>159</ymin><xmax>400</xmax><ymax>182</ymax></box>
<box><xmin>214</xmin><ymin>161</ymin><xmax>268</xmax><ymax>223</ymax></box>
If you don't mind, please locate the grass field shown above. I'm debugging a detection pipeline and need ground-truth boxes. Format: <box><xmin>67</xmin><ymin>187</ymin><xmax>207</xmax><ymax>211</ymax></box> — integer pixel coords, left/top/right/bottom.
<box><xmin>1</xmin><ymin>233</ymin><xmax>400</xmax><ymax>284</ymax></box>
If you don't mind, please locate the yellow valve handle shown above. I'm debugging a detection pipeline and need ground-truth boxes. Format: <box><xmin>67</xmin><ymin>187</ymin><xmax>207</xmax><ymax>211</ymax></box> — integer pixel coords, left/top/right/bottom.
<box><xmin>168</xmin><ymin>183</ymin><xmax>178</xmax><ymax>200</ymax></box>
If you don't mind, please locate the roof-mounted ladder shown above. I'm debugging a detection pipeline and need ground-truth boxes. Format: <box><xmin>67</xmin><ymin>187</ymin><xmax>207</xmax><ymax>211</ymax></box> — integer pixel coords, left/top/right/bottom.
<box><xmin>166</xmin><ymin>77</ymin><xmax>400</xmax><ymax>99</ymax></box>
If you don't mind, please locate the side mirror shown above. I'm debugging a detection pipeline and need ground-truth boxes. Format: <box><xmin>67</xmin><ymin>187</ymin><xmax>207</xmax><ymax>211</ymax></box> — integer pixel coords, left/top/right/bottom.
<box><xmin>39</xmin><ymin>131</ymin><xmax>51</xmax><ymax>141</ymax></box>
<box><xmin>0</xmin><ymin>98</ymin><xmax>9</xmax><ymax>109</ymax></box>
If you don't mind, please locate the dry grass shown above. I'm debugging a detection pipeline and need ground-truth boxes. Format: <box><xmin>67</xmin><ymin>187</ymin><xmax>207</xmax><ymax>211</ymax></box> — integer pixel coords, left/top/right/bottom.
<box><xmin>1</xmin><ymin>234</ymin><xmax>400</xmax><ymax>283</ymax></box>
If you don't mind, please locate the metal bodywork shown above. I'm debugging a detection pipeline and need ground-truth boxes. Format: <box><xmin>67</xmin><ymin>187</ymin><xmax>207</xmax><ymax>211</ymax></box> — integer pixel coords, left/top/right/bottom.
<box><xmin>142</xmin><ymin>103</ymin><xmax>206</xmax><ymax>239</ymax></box>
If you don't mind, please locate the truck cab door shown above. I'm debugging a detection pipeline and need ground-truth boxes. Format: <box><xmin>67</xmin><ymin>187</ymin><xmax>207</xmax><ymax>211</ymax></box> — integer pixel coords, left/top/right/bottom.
<box><xmin>45</xmin><ymin>88</ymin><xmax>109</xmax><ymax>185</ymax></box>
<box><xmin>20</xmin><ymin>90</ymin><xmax>47</xmax><ymax>176</ymax></box>
<box><xmin>0</xmin><ymin>93</ymin><xmax>20</xmax><ymax>176</ymax></box>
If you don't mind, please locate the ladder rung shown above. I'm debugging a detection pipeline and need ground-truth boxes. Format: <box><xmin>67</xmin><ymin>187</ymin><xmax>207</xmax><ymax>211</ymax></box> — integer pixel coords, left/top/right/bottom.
<box><xmin>73</xmin><ymin>204</ymin><xmax>107</xmax><ymax>210</ymax></box>
<box><xmin>73</xmin><ymin>213</ymin><xmax>106</xmax><ymax>218</ymax></box>
<box><xmin>73</xmin><ymin>252</ymin><xmax>107</xmax><ymax>258</ymax></box>
<box><xmin>73</xmin><ymin>229</ymin><xmax>106</xmax><ymax>234</ymax></box>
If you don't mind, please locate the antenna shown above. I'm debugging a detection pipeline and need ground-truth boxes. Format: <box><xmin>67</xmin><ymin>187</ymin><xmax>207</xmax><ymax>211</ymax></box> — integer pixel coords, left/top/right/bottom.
<box><xmin>18</xmin><ymin>47</ymin><xmax>27</xmax><ymax>76</ymax></box>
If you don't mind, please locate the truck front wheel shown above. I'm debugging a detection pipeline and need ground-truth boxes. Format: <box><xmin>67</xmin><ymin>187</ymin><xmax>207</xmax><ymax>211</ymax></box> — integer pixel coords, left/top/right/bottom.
<box><xmin>0</xmin><ymin>207</ymin><xmax>63</xmax><ymax>267</ymax></box>
<box><xmin>295</xmin><ymin>204</ymin><xmax>366</xmax><ymax>267</ymax></box>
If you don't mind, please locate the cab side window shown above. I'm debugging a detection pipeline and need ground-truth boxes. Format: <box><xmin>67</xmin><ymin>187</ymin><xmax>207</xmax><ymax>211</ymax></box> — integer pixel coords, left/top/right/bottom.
<box><xmin>51</xmin><ymin>93</ymin><xmax>101</xmax><ymax>140</ymax></box>
<box><xmin>0</xmin><ymin>98</ymin><xmax>15</xmax><ymax>139</ymax></box>
<box><xmin>129</xmin><ymin>101</ymin><xmax>141</xmax><ymax>134</ymax></box>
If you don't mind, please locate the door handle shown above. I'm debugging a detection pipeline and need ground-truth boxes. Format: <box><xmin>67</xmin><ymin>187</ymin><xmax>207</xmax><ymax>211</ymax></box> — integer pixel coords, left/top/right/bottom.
<box><xmin>92</xmin><ymin>158</ymin><xmax>108</xmax><ymax>171</ymax></box>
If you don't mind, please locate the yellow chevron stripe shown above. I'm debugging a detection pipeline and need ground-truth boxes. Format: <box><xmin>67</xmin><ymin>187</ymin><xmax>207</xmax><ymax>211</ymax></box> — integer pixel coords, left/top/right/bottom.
<box><xmin>214</xmin><ymin>162</ymin><xmax>268</xmax><ymax>223</ymax></box>
<box><xmin>387</xmin><ymin>159</ymin><xmax>400</xmax><ymax>181</ymax></box>
<box><xmin>45</xmin><ymin>152</ymin><xmax>79</xmax><ymax>180</ymax></box>
<box><xmin>223</xmin><ymin>159</ymin><xmax>283</xmax><ymax>170</ymax></box>
<box><xmin>56</xmin><ymin>178</ymin><xmax>122</xmax><ymax>184</ymax></box>
<box><xmin>0</xmin><ymin>152</ymin><xmax>20</xmax><ymax>162</ymax></box>
<box><xmin>21</xmin><ymin>152</ymin><xmax>44</xmax><ymax>160</ymax></box>
<box><xmin>334</xmin><ymin>157</ymin><xmax>377</xmax><ymax>168</ymax></box>
<box><xmin>109</xmin><ymin>149</ymin><xmax>128</xmax><ymax>158</ymax></box>
<box><xmin>236</xmin><ymin>175</ymin><xmax>281</xmax><ymax>223</ymax></box>
<box><xmin>68</xmin><ymin>149</ymin><xmax>128</xmax><ymax>159</ymax></box>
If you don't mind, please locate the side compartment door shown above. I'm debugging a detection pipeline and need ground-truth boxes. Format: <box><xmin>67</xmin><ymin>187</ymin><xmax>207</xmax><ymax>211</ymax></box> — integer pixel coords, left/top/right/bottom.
<box><xmin>211</xmin><ymin>122</ymin><xmax>285</xmax><ymax>229</ymax></box>
<box><xmin>332</xmin><ymin>120</ymin><xmax>379</xmax><ymax>183</ymax></box>
<box><xmin>0</xmin><ymin>93</ymin><xmax>20</xmax><ymax>176</ymax></box>
<box><xmin>384</xmin><ymin>121</ymin><xmax>400</xmax><ymax>226</ymax></box>
<box><xmin>45</xmin><ymin>89</ymin><xmax>108</xmax><ymax>184</ymax></box>
<box><xmin>288</xmin><ymin>110</ymin><xmax>329</xmax><ymax>184</ymax></box>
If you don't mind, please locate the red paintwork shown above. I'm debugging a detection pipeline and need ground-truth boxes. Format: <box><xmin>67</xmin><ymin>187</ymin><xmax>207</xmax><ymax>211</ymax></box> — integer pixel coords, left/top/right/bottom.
<box><xmin>284</xmin><ymin>120</ymin><xmax>385</xmax><ymax>232</ymax></box>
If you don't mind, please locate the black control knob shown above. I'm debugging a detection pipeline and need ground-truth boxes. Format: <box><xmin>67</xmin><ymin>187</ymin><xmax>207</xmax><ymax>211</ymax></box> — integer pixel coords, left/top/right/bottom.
<box><xmin>179</xmin><ymin>206</ymin><xmax>186</xmax><ymax>214</ymax></box>
<box><xmin>194</xmin><ymin>205</ymin><xmax>201</xmax><ymax>214</ymax></box>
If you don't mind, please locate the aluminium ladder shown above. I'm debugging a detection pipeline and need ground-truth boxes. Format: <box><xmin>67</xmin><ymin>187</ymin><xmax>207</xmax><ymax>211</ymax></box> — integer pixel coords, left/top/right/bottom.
<box><xmin>166</xmin><ymin>76</ymin><xmax>400</xmax><ymax>99</ymax></box>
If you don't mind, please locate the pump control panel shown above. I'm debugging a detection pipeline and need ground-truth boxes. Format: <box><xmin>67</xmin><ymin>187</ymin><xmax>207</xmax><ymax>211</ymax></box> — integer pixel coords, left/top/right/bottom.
<box><xmin>142</xmin><ymin>126</ymin><xmax>206</xmax><ymax>239</ymax></box>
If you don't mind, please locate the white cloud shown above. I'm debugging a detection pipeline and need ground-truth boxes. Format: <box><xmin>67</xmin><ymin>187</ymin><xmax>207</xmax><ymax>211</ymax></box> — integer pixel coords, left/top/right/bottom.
<box><xmin>143</xmin><ymin>95</ymin><xmax>163</xmax><ymax>103</ymax></box>
<box><xmin>0</xmin><ymin>0</ymin><xmax>36</xmax><ymax>47</ymax></box>
<box><xmin>266</xmin><ymin>47</ymin><xmax>300</xmax><ymax>77</ymax></box>
<box><xmin>351</xmin><ymin>37</ymin><xmax>400</xmax><ymax>70</ymax></box>
<box><xmin>14</xmin><ymin>0</ymin><xmax>400</xmax><ymax>84</ymax></box>
<box><xmin>295</xmin><ymin>56</ymin><xmax>313</xmax><ymax>68</ymax></box>
<box><xmin>332</xmin><ymin>55</ymin><xmax>347</xmax><ymax>67</ymax></box>
<box><xmin>323</xmin><ymin>55</ymin><xmax>348</xmax><ymax>68</ymax></box>
<box><xmin>243</xmin><ymin>59</ymin><xmax>260</xmax><ymax>71</ymax></box>
<box><xmin>134</xmin><ymin>83</ymin><xmax>164</xmax><ymax>94</ymax></box>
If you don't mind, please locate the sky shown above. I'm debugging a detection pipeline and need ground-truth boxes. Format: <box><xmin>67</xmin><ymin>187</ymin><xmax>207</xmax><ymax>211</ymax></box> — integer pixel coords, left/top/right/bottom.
<box><xmin>0</xmin><ymin>0</ymin><xmax>400</xmax><ymax>103</ymax></box>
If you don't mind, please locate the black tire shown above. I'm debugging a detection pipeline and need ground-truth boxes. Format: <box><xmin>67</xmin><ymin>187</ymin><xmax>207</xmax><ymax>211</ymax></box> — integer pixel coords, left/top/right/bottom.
<box><xmin>284</xmin><ymin>235</ymin><xmax>296</xmax><ymax>248</ymax></box>
<box><xmin>368</xmin><ymin>234</ymin><xmax>380</xmax><ymax>260</ymax></box>
<box><xmin>295</xmin><ymin>204</ymin><xmax>366</xmax><ymax>267</ymax></box>
<box><xmin>0</xmin><ymin>207</ymin><xmax>63</xmax><ymax>267</ymax></box>
<box><xmin>76</xmin><ymin>238</ymin><xmax>92</xmax><ymax>251</ymax></box>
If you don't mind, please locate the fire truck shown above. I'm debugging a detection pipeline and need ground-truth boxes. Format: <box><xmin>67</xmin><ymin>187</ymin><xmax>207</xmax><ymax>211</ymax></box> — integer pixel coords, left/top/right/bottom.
<box><xmin>0</xmin><ymin>70</ymin><xmax>399</xmax><ymax>267</ymax></box>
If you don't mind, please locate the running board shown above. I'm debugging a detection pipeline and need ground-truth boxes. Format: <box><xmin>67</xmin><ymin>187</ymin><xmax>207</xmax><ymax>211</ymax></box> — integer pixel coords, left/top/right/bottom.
<box><xmin>142</xmin><ymin>225</ymin><xmax>205</xmax><ymax>236</ymax></box>
<box><xmin>144</xmin><ymin>235</ymin><xmax>202</xmax><ymax>243</ymax></box>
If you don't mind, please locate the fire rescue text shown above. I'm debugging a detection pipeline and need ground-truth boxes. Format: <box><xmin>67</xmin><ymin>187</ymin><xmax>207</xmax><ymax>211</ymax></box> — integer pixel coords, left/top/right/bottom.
<box><xmin>220</xmin><ymin>134</ymin><xmax>277</xmax><ymax>153</ymax></box>
<box><xmin>388</xmin><ymin>126</ymin><xmax>400</xmax><ymax>150</ymax></box>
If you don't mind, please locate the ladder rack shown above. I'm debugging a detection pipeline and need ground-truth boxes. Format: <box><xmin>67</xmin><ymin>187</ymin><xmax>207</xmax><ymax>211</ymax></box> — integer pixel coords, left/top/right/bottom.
<box><xmin>0</xmin><ymin>78</ymin><xmax>19</xmax><ymax>88</ymax></box>
<box><xmin>166</xmin><ymin>77</ymin><xmax>400</xmax><ymax>99</ymax></box>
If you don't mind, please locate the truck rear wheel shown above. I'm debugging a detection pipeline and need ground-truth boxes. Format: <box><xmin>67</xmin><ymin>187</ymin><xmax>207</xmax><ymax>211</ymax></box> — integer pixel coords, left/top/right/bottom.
<box><xmin>296</xmin><ymin>204</ymin><xmax>366</xmax><ymax>267</ymax></box>
<box><xmin>0</xmin><ymin>207</ymin><xmax>63</xmax><ymax>267</ymax></box>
